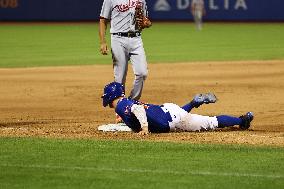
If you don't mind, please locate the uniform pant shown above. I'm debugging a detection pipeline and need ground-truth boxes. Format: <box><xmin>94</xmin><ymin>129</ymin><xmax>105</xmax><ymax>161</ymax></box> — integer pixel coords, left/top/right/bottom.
<box><xmin>111</xmin><ymin>35</ymin><xmax>148</xmax><ymax>100</ymax></box>
<box><xmin>161</xmin><ymin>103</ymin><xmax>218</xmax><ymax>131</ymax></box>
<box><xmin>193</xmin><ymin>10</ymin><xmax>203</xmax><ymax>30</ymax></box>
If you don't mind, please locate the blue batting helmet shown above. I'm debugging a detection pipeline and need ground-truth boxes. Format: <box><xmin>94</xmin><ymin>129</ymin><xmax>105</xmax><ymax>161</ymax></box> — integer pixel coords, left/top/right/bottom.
<box><xmin>101</xmin><ymin>82</ymin><xmax>125</xmax><ymax>107</ymax></box>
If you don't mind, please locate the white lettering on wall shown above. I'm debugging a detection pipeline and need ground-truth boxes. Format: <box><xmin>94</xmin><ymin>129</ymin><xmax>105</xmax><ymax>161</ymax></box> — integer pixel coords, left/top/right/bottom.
<box><xmin>153</xmin><ymin>0</ymin><xmax>248</xmax><ymax>12</ymax></box>
<box><xmin>224</xmin><ymin>0</ymin><xmax>229</xmax><ymax>10</ymax></box>
<box><xmin>208</xmin><ymin>0</ymin><xmax>247</xmax><ymax>11</ymax></box>
<box><xmin>177</xmin><ymin>0</ymin><xmax>190</xmax><ymax>10</ymax></box>
<box><xmin>154</xmin><ymin>0</ymin><xmax>171</xmax><ymax>11</ymax></box>
<box><xmin>209</xmin><ymin>0</ymin><xmax>219</xmax><ymax>10</ymax></box>
<box><xmin>235</xmin><ymin>0</ymin><xmax>247</xmax><ymax>10</ymax></box>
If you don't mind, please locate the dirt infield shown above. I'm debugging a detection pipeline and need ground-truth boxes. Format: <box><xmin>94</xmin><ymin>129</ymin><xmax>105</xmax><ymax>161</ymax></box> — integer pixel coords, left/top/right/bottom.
<box><xmin>0</xmin><ymin>61</ymin><xmax>284</xmax><ymax>146</ymax></box>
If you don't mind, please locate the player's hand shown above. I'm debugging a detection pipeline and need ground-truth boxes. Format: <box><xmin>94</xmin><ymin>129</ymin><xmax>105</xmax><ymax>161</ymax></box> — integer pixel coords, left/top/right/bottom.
<box><xmin>100</xmin><ymin>43</ymin><xmax>108</xmax><ymax>55</ymax></box>
<box><xmin>138</xmin><ymin>126</ymin><xmax>149</xmax><ymax>136</ymax></box>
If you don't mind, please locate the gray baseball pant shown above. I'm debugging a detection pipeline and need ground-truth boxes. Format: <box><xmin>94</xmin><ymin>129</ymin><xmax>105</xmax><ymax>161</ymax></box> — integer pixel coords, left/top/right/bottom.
<box><xmin>111</xmin><ymin>35</ymin><xmax>148</xmax><ymax>100</ymax></box>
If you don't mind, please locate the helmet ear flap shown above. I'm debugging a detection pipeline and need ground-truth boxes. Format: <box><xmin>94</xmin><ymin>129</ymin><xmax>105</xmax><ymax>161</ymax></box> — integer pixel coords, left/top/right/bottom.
<box><xmin>102</xmin><ymin>82</ymin><xmax>125</xmax><ymax>107</ymax></box>
<box><xmin>102</xmin><ymin>94</ymin><xmax>109</xmax><ymax>107</ymax></box>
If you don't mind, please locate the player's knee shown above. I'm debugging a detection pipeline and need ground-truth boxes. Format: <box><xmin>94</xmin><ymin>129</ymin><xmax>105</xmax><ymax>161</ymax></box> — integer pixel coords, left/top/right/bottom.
<box><xmin>135</xmin><ymin>70</ymin><xmax>148</xmax><ymax>80</ymax></box>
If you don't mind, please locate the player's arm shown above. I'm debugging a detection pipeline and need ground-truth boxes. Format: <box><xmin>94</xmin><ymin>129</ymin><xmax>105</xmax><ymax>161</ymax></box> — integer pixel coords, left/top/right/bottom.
<box><xmin>143</xmin><ymin>2</ymin><xmax>152</xmax><ymax>28</ymax></box>
<box><xmin>99</xmin><ymin>17</ymin><xmax>109</xmax><ymax>55</ymax></box>
<box><xmin>131</xmin><ymin>104</ymin><xmax>149</xmax><ymax>135</ymax></box>
<box><xmin>191</xmin><ymin>2</ymin><xmax>196</xmax><ymax>14</ymax></box>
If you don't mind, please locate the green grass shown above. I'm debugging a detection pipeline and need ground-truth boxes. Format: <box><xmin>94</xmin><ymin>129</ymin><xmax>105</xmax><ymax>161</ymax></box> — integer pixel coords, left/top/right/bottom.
<box><xmin>1</xmin><ymin>23</ymin><xmax>283</xmax><ymax>188</ymax></box>
<box><xmin>0</xmin><ymin>23</ymin><xmax>284</xmax><ymax>68</ymax></box>
<box><xmin>0</xmin><ymin>137</ymin><xmax>283</xmax><ymax>189</ymax></box>
<box><xmin>144</xmin><ymin>23</ymin><xmax>284</xmax><ymax>62</ymax></box>
<box><xmin>0</xmin><ymin>24</ymin><xmax>103</xmax><ymax>68</ymax></box>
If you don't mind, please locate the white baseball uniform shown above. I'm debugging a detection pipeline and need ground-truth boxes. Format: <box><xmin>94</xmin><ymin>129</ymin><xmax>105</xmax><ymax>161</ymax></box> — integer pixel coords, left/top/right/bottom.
<box><xmin>191</xmin><ymin>0</ymin><xmax>205</xmax><ymax>30</ymax></box>
<box><xmin>100</xmin><ymin>0</ymin><xmax>149</xmax><ymax>100</ymax></box>
<box><xmin>161</xmin><ymin>103</ymin><xmax>218</xmax><ymax>132</ymax></box>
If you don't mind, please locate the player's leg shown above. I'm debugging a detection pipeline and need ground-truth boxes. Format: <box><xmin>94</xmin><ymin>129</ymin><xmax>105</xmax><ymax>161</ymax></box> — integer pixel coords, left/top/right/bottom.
<box><xmin>217</xmin><ymin>112</ymin><xmax>254</xmax><ymax>130</ymax></box>
<box><xmin>182</xmin><ymin>114</ymin><xmax>219</xmax><ymax>131</ymax></box>
<box><xmin>129</xmin><ymin>37</ymin><xmax>148</xmax><ymax>100</ymax></box>
<box><xmin>111</xmin><ymin>35</ymin><xmax>129</xmax><ymax>85</ymax></box>
<box><xmin>193</xmin><ymin>10</ymin><xmax>202</xmax><ymax>30</ymax></box>
<box><xmin>194</xmin><ymin>11</ymin><xmax>199</xmax><ymax>30</ymax></box>
<box><xmin>181</xmin><ymin>93</ymin><xmax>217</xmax><ymax>112</ymax></box>
<box><xmin>181</xmin><ymin>112</ymin><xmax>254</xmax><ymax>131</ymax></box>
<box><xmin>111</xmin><ymin>36</ymin><xmax>129</xmax><ymax>123</ymax></box>
<box><xmin>161</xmin><ymin>103</ymin><xmax>218</xmax><ymax>131</ymax></box>
<box><xmin>166</xmin><ymin>102</ymin><xmax>254</xmax><ymax>131</ymax></box>
<box><xmin>196</xmin><ymin>10</ymin><xmax>203</xmax><ymax>30</ymax></box>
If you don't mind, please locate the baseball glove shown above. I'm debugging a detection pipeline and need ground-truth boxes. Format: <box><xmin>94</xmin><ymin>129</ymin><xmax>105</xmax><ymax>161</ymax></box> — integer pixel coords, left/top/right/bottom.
<box><xmin>135</xmin><ymin>5</ymin><xmax>152</xmax><ymax>31</ymax></box>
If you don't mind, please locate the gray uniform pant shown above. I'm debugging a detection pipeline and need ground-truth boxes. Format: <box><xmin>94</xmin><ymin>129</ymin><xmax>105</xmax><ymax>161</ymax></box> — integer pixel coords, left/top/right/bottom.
<box><xmin>193</xmin><ymin>10</ymin><xmax>203</xmax><ymax>30</ymax></box>
<box><xmin>111</xmin><ymin>35</ymin><xmax>148</xmax><ymax>100</ymax></box>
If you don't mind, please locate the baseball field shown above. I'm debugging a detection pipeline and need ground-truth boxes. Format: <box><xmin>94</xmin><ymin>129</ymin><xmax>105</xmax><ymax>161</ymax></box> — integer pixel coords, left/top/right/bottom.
<box><xmin>0</xmin><ymin>22</ymin><xmax>284</xmax><ymax>188</ymax></box>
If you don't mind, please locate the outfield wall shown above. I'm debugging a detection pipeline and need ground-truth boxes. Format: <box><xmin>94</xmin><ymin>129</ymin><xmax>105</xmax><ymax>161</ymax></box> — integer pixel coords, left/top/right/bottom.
<box><xmin>0</xmin><ymin>0</ymin><xmax>283</xmax><ymax>21</ymax></box>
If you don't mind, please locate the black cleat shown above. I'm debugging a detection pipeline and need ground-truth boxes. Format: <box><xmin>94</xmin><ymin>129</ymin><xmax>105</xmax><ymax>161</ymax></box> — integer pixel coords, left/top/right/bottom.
<box><xmin>239</xmin><ymin>112</ymin><xmax>254</xmax><ymax>130</ymax></box>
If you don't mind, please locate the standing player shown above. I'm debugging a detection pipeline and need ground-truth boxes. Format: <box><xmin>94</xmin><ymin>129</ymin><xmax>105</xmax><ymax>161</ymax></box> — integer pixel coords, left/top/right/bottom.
<box><xmin>99</xmin><ymin>0</ymin><xmax>152</xmax><ymax>123</ymax></box>
<box><xmin>191</xmin><ymin>0</ymin><xmax>206</xmax><ymax>30</ymax></box>
<box><xmin>99</xmin><ymin>0</ymin><xmax>151</xmax><ymax>116</ymax></box>
<box><xmin>101</xmin><ymin>82</ymin><xmax>254</xmax><ymax>135</ymax></box>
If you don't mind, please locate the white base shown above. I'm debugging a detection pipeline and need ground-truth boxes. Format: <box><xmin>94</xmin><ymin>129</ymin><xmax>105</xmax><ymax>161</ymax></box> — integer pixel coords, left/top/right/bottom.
<box><xmin>98</xmin><ymin>123</ymin><xmax>133</xmax><ymax>132</ymax></box>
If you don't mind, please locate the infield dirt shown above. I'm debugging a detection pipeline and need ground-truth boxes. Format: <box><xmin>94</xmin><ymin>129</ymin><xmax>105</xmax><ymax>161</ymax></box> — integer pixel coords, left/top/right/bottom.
<box><xmin>0</xmin><ymin>61</ymin><xmax>284</xmax><ymax>146</ymax></box>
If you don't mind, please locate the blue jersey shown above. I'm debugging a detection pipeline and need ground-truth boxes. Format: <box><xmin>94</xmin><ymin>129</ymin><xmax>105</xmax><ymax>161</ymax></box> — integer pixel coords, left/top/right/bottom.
<box><xmin>115</xmin><ymin>98</ymin><xmax>172</xmax><ymax>133</ymax></box>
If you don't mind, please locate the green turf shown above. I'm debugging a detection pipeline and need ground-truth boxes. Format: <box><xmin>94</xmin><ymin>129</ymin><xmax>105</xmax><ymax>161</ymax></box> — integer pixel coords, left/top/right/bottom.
<box><xmin>0</xmin><ymin>23</ymin><xmax>284</xmax><ymax>68</ymax></box>
<box><xmin>0</xmin><ymin>137</ymin><xmax>283</xmax><ymax>189</ymax></box>
<box><xmin>144</xmin><ymin>23</ymin><xmax>284</xmax><ymax>62</ymax></box>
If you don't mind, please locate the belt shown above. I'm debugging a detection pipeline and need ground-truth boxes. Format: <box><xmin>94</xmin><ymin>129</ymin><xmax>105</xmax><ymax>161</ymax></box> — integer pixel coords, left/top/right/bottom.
<box><xmin>112</xmin><ymin>32</ymin><xmax>141</xmax><ymax>38</ymax></box>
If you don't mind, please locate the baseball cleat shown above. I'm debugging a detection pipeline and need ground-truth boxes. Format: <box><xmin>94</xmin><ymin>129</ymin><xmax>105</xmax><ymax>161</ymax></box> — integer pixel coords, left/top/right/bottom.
<box><xmin>239</xmin><ymin>112</ymin><xmax>254</xmax><ymax>130</ymax></box>
<box><xmin>193</xmin><ymin>93</ymin><xmax>218</xmax><ymax>108</ymax></box>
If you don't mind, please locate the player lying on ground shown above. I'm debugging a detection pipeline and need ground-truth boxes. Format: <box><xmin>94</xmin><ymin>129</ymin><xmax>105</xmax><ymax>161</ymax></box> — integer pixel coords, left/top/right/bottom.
<box><xmin>101</xmin><ymin>82</ymin><xmax>254</xmax><ymax>135</ymax></box>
